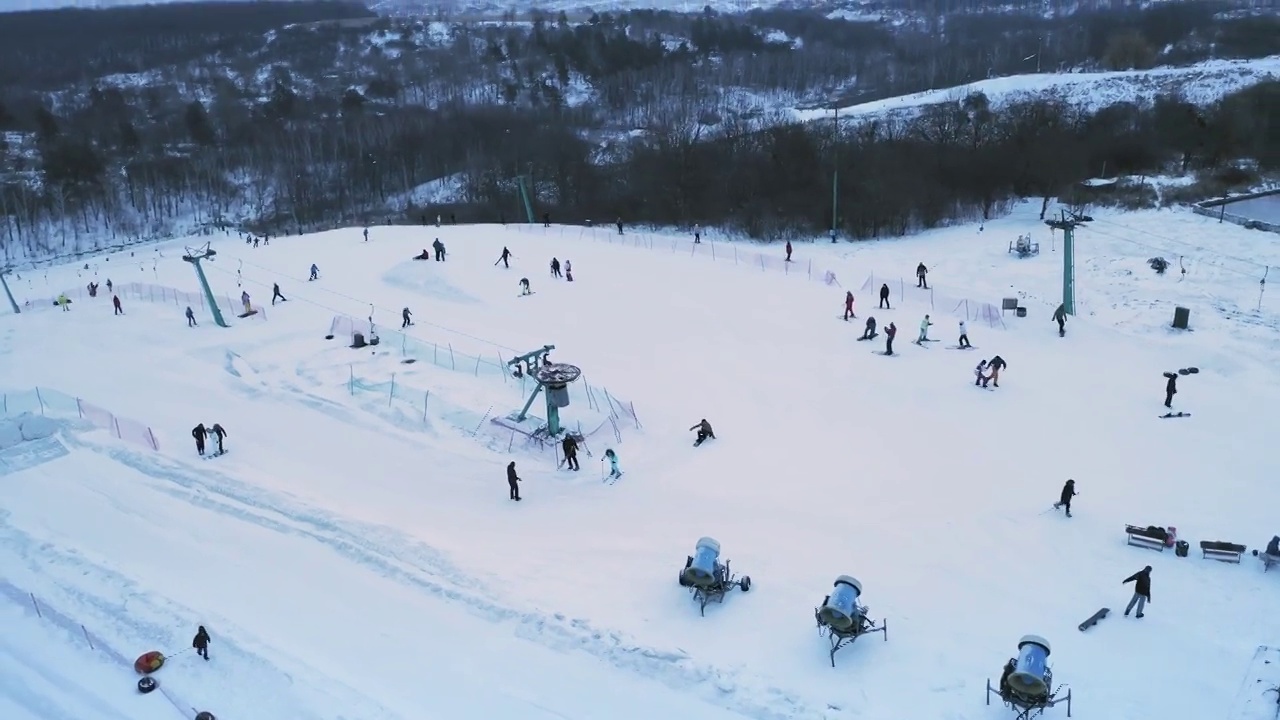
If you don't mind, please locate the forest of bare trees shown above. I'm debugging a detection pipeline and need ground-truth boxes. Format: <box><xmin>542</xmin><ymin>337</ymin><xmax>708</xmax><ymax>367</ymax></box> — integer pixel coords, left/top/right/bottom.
<box><xmin>0</xmin><ymin>0</ymin><xmax>1277</xmax><ymax>259</ymax></box>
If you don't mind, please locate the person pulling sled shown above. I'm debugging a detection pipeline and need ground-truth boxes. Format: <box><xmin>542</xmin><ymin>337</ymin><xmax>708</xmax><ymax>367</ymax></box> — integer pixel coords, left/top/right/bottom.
<box><xmin>193</xmin><ymin>626</ymin><xmax>211</xmax><ymax>660</ymax></box>
<box><xmin>690</xmin><ymin>419</ymin><xmax>716</xmax><ymax>447</ymax></box>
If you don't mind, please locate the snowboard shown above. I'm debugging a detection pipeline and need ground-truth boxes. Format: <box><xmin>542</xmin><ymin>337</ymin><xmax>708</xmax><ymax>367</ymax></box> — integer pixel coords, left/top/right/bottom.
<box><xmin>694</xmin><ymin>437</ymin><xmax>713</xmax><ymax>447</ymax></box>
<box><xmin>237</xmin><ymin>310</ymin><xmax>258</xmax><ymax>318</ymax></box>
<box><xmin>856</xmin><ymin>333</ymin><xmax>878</xmax><ymax>341</ymax></box>
<box><xmin>1159</xmin><ymin>412</ymin><xmax>1190</xmax><ymax>419</ymax></box>
<box><xmin>605</xmin><ymin>472</ymin><xmax>624</xmax><ymax>484</ymax></box>
<box><xmin>947</xmin><ymin>345</ymin><xmax>978</xmax><ymax>350</ymax></box>
<box><xmin>1078</xmin><ymin>607</ymin><xmax>1109</xmax><ymax>631</ymax></box>
<box><xmin>519</xmin><ymin>292</ymin><xmax>537</xmax><ymax>297</ymax></box>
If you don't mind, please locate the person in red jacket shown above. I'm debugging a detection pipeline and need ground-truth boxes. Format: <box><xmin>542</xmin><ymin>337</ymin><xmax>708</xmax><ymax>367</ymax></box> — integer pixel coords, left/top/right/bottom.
<box><xmin>844</xmin><ymin>291</ymin><xmax>855</xmax><ymax>321</ymax></box>
<box><xmin>884</xmin><ymin>322</ymin><xmax>897</xmax><ymax>355</ymax></box>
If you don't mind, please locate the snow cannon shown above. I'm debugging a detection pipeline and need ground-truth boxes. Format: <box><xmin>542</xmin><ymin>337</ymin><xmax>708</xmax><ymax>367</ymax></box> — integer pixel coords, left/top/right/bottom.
<box><xmin>817</xmin><ymin>576</ymin><xmax>863</xmax><ymax>632</ymax></box>
<box><xmin>1008</xmin><ymin>635</ymin><xmax>1052</xmax><ymax>698</ymax></box>
<box><xmin>195</xmin><ymin>713</ymin><xmax>217</xmax><ymax>720</ymax></box>
<box><xmin>680</xmin><ymin>537</ymin><xmax>722</xmax><ymax>589</ymax></box>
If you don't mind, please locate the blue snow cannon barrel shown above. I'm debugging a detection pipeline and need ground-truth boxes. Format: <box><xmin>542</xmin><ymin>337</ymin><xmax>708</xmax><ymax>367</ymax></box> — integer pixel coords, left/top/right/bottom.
<box><xmin>1008</xmin><ymin>635</ymin><xmax>1052</xmax><ymax>697</ymax></box>
<box><xmin>818</xmin><ymin>575</ymin><xmax>863</xmax><ymax>631</ymax></box>
<box><xmin>681</xmin><ymin>537</ymin><xmax>721</xmax><ymax>588</ymax></box>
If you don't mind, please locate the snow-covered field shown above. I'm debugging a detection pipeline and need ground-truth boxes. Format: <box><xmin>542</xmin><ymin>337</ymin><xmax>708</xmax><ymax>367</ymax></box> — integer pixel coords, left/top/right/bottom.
<box><xmin>2</xmin><ymin>202</ymin><xmax>1279</xmax><ymax>720</ymax></box>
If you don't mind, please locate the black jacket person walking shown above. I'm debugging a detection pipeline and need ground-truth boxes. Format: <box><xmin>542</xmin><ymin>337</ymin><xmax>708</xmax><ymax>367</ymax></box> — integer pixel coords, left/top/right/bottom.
<box><xmin>507</xmin><ymin>461</ymin><xmax>521</xmax><ymax>500</ymax></box>
<box><xmin>193</xmin><ymin>626</ymin><xmax>211</xmax><ymax>660</ymax></box>
<box><xmin>1163</xmin><ymin>372</ymin><xmax>1178</xmax><ymax>408</ymax></box>
<box><xmin>192</xmin><ymin>424</ymin><xmax>206</xmax><ymax>455</ymax></box>
<box><xmin>495</xmin><ymin>247</ymin><xmax>511</xmax><ymax>268</ymax></box>
<box><xmin>1053</xmin><ymin>479</ymin><xmax>1076</xmax><ymax>517</ymax></box>
<box><xmin>1122</xmin><ymin>566</ymin><xmax>1152</xmax><ymax>618</ymax></box>
<box><xmin>561</xmin><ymin>435</ymin><xmax>580</xmax><ymax>471</ymax></box>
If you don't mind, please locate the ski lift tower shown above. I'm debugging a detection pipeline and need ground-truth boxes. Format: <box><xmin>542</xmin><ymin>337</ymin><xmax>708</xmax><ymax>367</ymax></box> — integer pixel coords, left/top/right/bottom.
<box><xmin>181</xmin><ymin>243</ymin><xmax>230</xmax><ymax>328</ymax></box>
<box><xmin>498</xmin><ymin>344</ymin><xmax>582</xmax><ymax>437</ymax></box>
<box><xmin>1045</xmin><ymin>210</ymin><xmax>1090</xmax><ymax>316</ymax></box>
<box><xmin>0</xmin><ymin>265</ymin><xmax>20</xmax><ymax>314</ymax></box>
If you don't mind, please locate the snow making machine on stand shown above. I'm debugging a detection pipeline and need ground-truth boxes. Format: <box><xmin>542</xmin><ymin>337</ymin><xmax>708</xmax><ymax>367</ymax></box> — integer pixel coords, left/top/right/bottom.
<box><xmin>813</xmin><ymin>575</ymin><xmax>887</xmax><ymax>667</ymax></box>
<box><xmin>678</xmin><ymin>537</ymin><xmax>751</xmax><ymax>616</ymax></box>
<box><xmin>986</xmin><ymin>635</ymin><xmax>1072</xmax><ymax>720</ymax></box>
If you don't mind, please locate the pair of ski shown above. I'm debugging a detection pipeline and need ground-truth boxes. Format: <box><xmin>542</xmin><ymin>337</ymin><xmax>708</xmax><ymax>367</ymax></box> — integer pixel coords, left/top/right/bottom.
<box><xmin>604</xmin><ymin>472</ymin><xmax>624</xmax><ymax>485</ymax></box>
<box><xmin>1160</xmin><ymin>411</ymin><xmax>1190</xmax><ymax>419</ymax></box>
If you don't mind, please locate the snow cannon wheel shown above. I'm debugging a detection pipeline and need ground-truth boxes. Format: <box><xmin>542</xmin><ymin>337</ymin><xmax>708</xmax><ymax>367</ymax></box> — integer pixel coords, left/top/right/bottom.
<box><xmin>324</xmin><ymin>334</ymin><xmax>335</xmax><ymax>340</ymax></box>
<box><xmin>195</xmin><ymin>712</ymin><xmax>217</xmax><ymax>720</ymax></box>
<box><xmin>740</xmin><ymin>576</ymin><xmax>752</xmax><ymax>592</ymax></box>
<box><xmin>137</xmin><ymin>676</ymin><xmax>158</xmax><ymax>694</ymax></box>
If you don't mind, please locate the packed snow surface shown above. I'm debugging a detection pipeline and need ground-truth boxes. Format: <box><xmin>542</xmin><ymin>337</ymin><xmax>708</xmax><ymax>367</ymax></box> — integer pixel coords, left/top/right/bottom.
<box><xmin>2</xmin><ymin>201</ymin><xmax>1279</xmax><ymax>720</ymax></box>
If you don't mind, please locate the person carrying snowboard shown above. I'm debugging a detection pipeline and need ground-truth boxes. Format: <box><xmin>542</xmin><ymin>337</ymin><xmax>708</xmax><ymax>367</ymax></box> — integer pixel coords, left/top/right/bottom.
<box><xmin>1053</xmin><ymin>479</ymin><xmax>1076</xmax><ymax>517</ymax></box>
<box><xmin>310</xmin><ymin>264</ymin><xmax>319</xmax><ymax>281</ymax></box>
<box><xmin>209</xmin><ymin>423</ymin><xmax>227</xmax><ymax>455</ymax></box>
<box><xmin>561</xmin><ymin>435</ymin><xmax>580</xmax><ymax>471</ymax></box>
<box><xmin>113</xmin><ymin>295</ymin><xmax>123</xmax><ymax>315</ymax></box>
<box><xmin>192</xmin><ymin>423</ymin><xmax>206</xmax><ymax>456</ymax></box>
<box><xmin>1122</xmin><ymin>565</ymin><xmax>1152</xmax><ymax>618</ymax></box>
<box><xmin>690</xmin><ymin>419</ymin><xmax>715</xmax><ymax>446</ymax></box>
<box><xmin>495</xmin><ymin>247</ymin><xmax>511</xmax><ymax>268</ymax></box>
<box><xmin>860</xmin><ymin>317</ymin><xmax>877</xmax><ymax>340</ymax></box>
<box><xmin>519</xmin><ymin>278</ymin><xmax>532</xmax><ymax>295</ymax></box>
<box><xmin>917</xmin><ymin>315</ymin><xmax>932</xmax><ymax>343</ymax></box>
<box><xmin>193</xmin><ymin>626</ymin><xmax>211</xmax><ymax>660</ymax></box>
<box><xmin>402</xmin><ymin>307</ymin><xmax>413</xmax><ymax>328</ymax></box>
<box><xmin>507</xmin><ymin>461</ymin><xmax>521</xmax><ymax>501</ymax></box>
<box><xmin>844</xmin><ymin>291</ymin><xmax>855</xmax><ymax>321</ymax></box>
<box><xmin>604</xmin><ymin>449</ymin><xmax>621</xmax><ymax>479</ymax></box>
<box><xmin>1053</xmin><ymin>304</ymin><xmax>1067</xmax><ymax>336</ymax></box>
<box><xmin>916</xmin><ymin>262</ymin><xmax>928</xmax><ymax>289</ymax></box>
<box><xmin>884</xmin><ymin>322</ymin><xmax>897</xmax><ymax>355</ymax></box>
<box><xmin>271</xmin><ymin>283</ymin><xmax>286</xmax><ymax>305</ymax></box>
<box><xmin>879</xmin><ymin>283</ymin><xmax>890</xmax><ymax>309</ymax></box>
<box><xmin>186</xmin><ymin>306</ymin><xmax>197</xmax><ymax>327</ymax></box>
<box><xmin>551</xmin><ymin>258</ymin><xmax>562</xmax><ymax>278</ymax></box>
<box><xmin>1162</xmin><ymin>371</ymin><xmax>1178</xmax><ymax>408</ymax></box>
<box><xmin>985</xmin><ymin>355</ymin><xmax>1007</xmax><ymax>388</ymax></box>
<box><xmin>957</xmin><ymin>320</ymin><xmax>971</xmax><ymax>348</ymax></box>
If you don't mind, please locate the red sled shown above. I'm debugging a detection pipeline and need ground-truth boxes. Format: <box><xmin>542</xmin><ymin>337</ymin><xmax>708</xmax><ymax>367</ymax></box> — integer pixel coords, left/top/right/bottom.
<box><xmin>134</xmin><ymin>650</ymin><xmax>165</xmax><ymax>675</ymax></box>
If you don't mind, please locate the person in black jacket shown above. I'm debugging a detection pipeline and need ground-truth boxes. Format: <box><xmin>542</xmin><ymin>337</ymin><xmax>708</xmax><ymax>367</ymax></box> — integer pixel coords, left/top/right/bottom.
<box><xmin>861</xmin><ymin>317</ymin><xmax>877</xmax><ymax>340</ymax></box>
<box><xmin>192</xmin><ymin>424</ymin><xmax>206</xmax><ymax>455</ymax></box>
<box><xmin>884</xmin><ymin>322</ymin><xmax>897</xmax><ymax>355</ymax></box>
<box><xmin>193</xmin><ymin>626</ymin><xmax>211</xmax><ymax>660</ymax></box>
<box><xmin>690</xmin><ymin>419</ymin><xmax>715</xmax><ymax>445</ymax></box>
<box><xmin>1052</xmin><ymin>479</ymin><xmax>1076</xmax><ymax>517</ymax></box>
<box><xmin>1163</xmin><ymin>372</ymin><xmax>1178</xmax><ymax>408</ymax></box>
<box><xmin>561</xmin><ymin>435</ymin><xmax>580</xmax><ymax>471</ymax></box>
<box><xmin>985</xmin><ymin>356</ymin><xmax>1008</xmax><ymax>388</ymax></box>
<box><xmin>1122</xmin><ymin>566</ymin><xmax>1152</xmax><ymax>618</ymax></box>
<box><xmin>507</xmin><ymin>461</ymin><xmax>521</xmax><ymax>501</ymax></box>
<box><xmin>209</xmin><ymin>423</ymin><xmax>227</xmax><ymax>454</ymax></box>
<box><xmin>879</xmin><ymin>283</ymin><xmax>891</xmax><ymax>309</ymax></box>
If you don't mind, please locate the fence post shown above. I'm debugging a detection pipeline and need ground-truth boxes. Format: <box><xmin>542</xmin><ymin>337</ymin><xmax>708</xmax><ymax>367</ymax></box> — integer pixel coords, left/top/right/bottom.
<box><xmin>423</xmin><ymin>391</ymin><xmax>429</xmax><ymax>422</ymax></box>
<box><xmin>629</xmin><ymin>401</ymin><xmax>642</xmax><ymax>429</ymax></box>
<box><xmin>76</xmin><ymin>397</ymin><xmax>84</xmax><ymax>418</ymax></box>
<box><xmin>2</xmin><ymin>393</ymin><xmax>5</xmax><ymax>414</ymax></box>
<box><xmin>808</xmin><ymin>259</ymin><xmax>812</xmax><ymax>279</ymax></box>
<box><xmin>147</xmin><ymin>427</ymin><xmax>159</xmax><ymax>451</ymax></box>
<box><xmin>734</xmin><ymin>247</ymin><xmax>738</xmax><ymax>264</ymax></box>
<box><xmin>710</xmin><ymin>242</ymin><xmax>715</xmax><ymax>260</ymax></box>
<box><xmin>81</xmin><ymin>625</ymin><xmax>95</xmax><ymax>650</ymax></box>
<box><xmin>35</xmin><ymin>387</ymin><xmax>45</xmax><ymax>415</ymax></box>
<box><xmin>497</xmin><ymin>352</ymin><xmax>507</xmax><ymax>382</ymax></box>
<box><xmin>434</xmin><ymin>343</ymin><xmax>439</xmax><ymax>365</ymax></box>
<box><xmin>602</xmin><ymin>387</ymin><xmax>620</xmax><ymax>418</ymax></box>
<box><xmin>349</xmin><ymin>365</ymin><xmax>354</xmax><ymax>396</ymax></box>
<box><xmin>930</xmin><ymin>287</ymin><xmax>935</xmax><ymax>310</ymax></box>
<box><xmin>389</xmin><ymin>374</ymin><xmax>395</xmax><ymax>406</ymax></box>
<box><xmin>448</xmin><ymin>344</ymin><xmax>456</xmax><ymax>370</ymax></box>
<box><xmin>402</xmin><ymin>334</ymin><xmax>407</xmax><ymax>354</ymax></box>
<box><xmin>474</xmin><ymin>355</ymin><xmax>481</xmax><ymax>376</ymax></box>
<box><xmin>760</xmin><ymin>255</ymin><xmax>766</xmax><ymax>271</ymax></box>
<box><xmin>113</xmin><ymin>416</ymin><xmax>122</xmax><ymax>439</ymax></box>
<box><xmin>30</xmin><ymin>593</ymin><xmax>42</xmax><ymax>618</ymax></box>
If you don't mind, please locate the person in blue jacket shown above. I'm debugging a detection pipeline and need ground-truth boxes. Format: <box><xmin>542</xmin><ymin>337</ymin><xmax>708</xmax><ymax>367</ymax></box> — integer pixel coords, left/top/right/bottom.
<box><xmin>604</xmin><ymin>449</ymin><xmax>621</xmax><ymax>479</ymax></box>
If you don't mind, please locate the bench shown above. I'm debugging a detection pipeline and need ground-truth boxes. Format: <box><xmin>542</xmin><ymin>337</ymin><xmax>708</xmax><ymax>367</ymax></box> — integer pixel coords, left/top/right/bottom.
<box><xmin>1200</xmin><ymin>541</ymin><xmax>1246</xmax><ymax>563</ymax></box>
<box><xmin>1125</xmin><ymin>524</ymin><xmax>1170</xmax><ymax>551</ymax></box>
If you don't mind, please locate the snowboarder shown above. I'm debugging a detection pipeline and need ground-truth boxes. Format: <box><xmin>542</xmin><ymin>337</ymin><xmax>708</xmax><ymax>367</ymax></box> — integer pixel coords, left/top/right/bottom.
<box><xmin>860</xmin><ymin>317</ymin><xmax>877</xmax><ymax>340</ymax></box>
<box><xmin>550</xmin><ymin>258</ymin><xmax>562</xmax><ymax>278</ymax></box>
<box><xmin>693</xmin><ymin>224</ymin><xmax>701</xmax><ymax>243</ymax></box>
<box><xmin>193</xmin><ymin>626</ymin><xmax>211</xmax><ymax>660</ymax></box>
<box><xmin>1053</xmin><ymin>304</ymin><xmax>1067</xmax><ymax>336</ymax></box>
<box><xmin>565</xmin><ymin>260</ymin><xmax>573</xmax><ymax>282</ymax></box>
<box><xmin>884</xmin><ymin>322</ymin><xmax>897</xmax><ymax>355</ymax></box>
<box><xmin>844</xmin><ymin>291</ymin><xmax>855</xmax><ymax>321</ymax></box>
<box><xmin>879</xmin><ymin>283</ymin><xmax>890</xmax><ymax>309</ymax></box>
<box><xmin>310</xmin><ymin>264</ymin><xmax>319</xmax><ymax>281</ymax></box>
<box><xmin>112</xmin><ymin>295</ymin><xmax>123</xmax><ymax>315</ymax></box>
<box><xmin>616</xmin><ymin>218</ymin><xmax>624</xmax><ymax>235</ymax></box>
<box><xmin>240</xmin><ymin>291</ymin><xmax>251</xmax><ymax>314</ymax></box>
<box><xmin>917</xmin><ymin>314</ymin><xmax>932</xmax><ymax>343</ymax></box>
<box><xmin>916</xmin><ymin>262</ymin><xmax>928</xmax><ymax>289</ymax></box>
<box><xmin>604</xmin><ymin>449</ymin><xmax>621</xmax><ymax>479</ymax></box>
<box><xmin>1122</xmin><ymin>566</ymin><xmax>1152</xmax><ymax>618</ymax></box>
<box><xmin>209</xmin><ymin>423</ymin><xmax>227</xmax><ymax>455</ymax></box>
<box><xmin>271</xmin><ymin>283</ymin><xmax>286</xmax><ymax>305</ymax></box>
<box><xmin>519</xmin><ymin>278</ymin><xmax>532</xmax><ymax>295</ymax></box>
<box><xmin>185</xmin><ymin>306</ymin><xmax>197</xmax><ymax>327</ymax></box>
<box><xmin>958</xmin><ymin>320</ymin><xmax>971</xmax><ymax>348</ymax></box>
<box><xmin>507</xmin><ymin>461</ymin><xmax>521</xmax><ymax>500</ymax></box>
<box><xmin>401</xmin><ymin>307</ymin><xmax>412</xmax><ymax>328</ymax></box>
<box><xmin>975</xmin><ymin>359</ymin><xmax>989</xmax><ymax>386</ymax></box>
<box><xmin>561</xmin><ymin>435</ymin><xmax>580</xmax><ymax>471</ymax></box>
<box><xmin>433</xmin><ymin>238</ymin><xmax>446</xmax><ymax>261</ymax></box>
<box><xmin>1162</xmin><ymin>372</ymin><xmax>1178</xmax><ymax>408</ymax></box>
<box><xmin>785</xmin><ymin>240</ymin><xmax>793</xmax><ymax>262</ymax></box>
<box><xmin>192</xmin><ymin>423</ymin><xmax>207</xmax><ymax>455</ymax></box>
<box><xmin>985</xmin><ymin>355</ymin><xmax>1007</xmax><ymax>388</ymax></box>
<box><xmin>1053</xmin><ymin>479</ymin><xmax>1077</xmax><ymax>517</ymax></box>
<box><xmin>690</xmin><ymin>419</ymin><xmax>715</xmax><ymax>446</ymax></box>
<box><xmin>495</xmin><ymin>247</ymin><xmax>511</xmax><ymax>268</ymax></box>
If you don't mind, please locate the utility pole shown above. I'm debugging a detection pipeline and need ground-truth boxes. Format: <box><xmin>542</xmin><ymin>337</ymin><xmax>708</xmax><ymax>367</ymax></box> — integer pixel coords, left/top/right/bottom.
<box><xmin>1044</xmin><ymin>210</ymin><xmax>1089</xmax><ymax>315</ymax></box>
<box><xmin>181</xmin><ymin>244</ymin><xmax>229</xmax><ymax>328</ymax></box>
<box><xmin>831</xmin><ymin>103</ymin><xmax>839</xmax><ymax>243</ymax></box>
<box><xmin>0</xmin><ymin>265</ymin><xmax>19</xmax><ymax>314</ymax></box>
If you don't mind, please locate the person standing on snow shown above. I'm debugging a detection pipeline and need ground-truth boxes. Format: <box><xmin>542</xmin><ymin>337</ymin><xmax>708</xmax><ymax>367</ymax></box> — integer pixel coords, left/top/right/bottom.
<box><xmin>186</xmin><ymin>306</ymin><xmax>197</xmax><ymax>327</ymax></box>
<box><xmin>1162</xmin><ymin>372</ymin><xmax>1178</xmax><ymax>408</ymax></box>
<box><xmin>271</xmin><ymin>283</ymin><xmax>286</xmax><ymax>305</ymax></box>
<box><xmin>844</xmin><ymin>291</ymin><xmax>855</xmax><ymax>321</ymax></box>
<box><xmin>917</xmin><ymin>315</ymin><xmax>932</xmax><ymax>343</ymax></box>
<box><xmin>884</xmin><ymin>322</ymin><xmax>897</xmax><ymax>355</ymax></box>
<box><xmin>974</xmin><ymin>359</ymin><xmax>989</xmax><ymax>386</ymax></box>
<box><xmin>604</xmin><ymin>449</ymin><xmax>621</xmax><ymax>479</ymax></box>
<box><xmin>785</xmin><ymin>240</ymin><xmax>793</xmax><ymax>262</ymax></box>
<box><xmin>363</xmin><ymin>227</ymin><xmax>369</xmax><ymax>242</ymax></box>
<box><xmin>985</xmin><ymin>355</ymin><xmax>1007</xmax><ymax>388</ymax></box>
<box><xmin>495</xmin><ymin>247</ymin><xmax>512</xmax><ymax>268</ymax></box>
<box><xmin>615</xmin><ymin>218</ymin><xmax>624</xmax><ymax>235</ymax></box>
<box><xmin>401</xmin><ymin>307</ymin><xmax>412</xmax><ymax>328</ymax></box>
<box><xmin>693</xmin><ymin>224</ymin><xmax>701</xmax><ymax>244</ymax></box>
<box><xmin>958</xmin><ymin>320</ymin><xmax>971</xmax><ymax>348</ymax></box>
<box><xmin>193</xmin><ymin>626</ymin><xmax>211</xmax><ymax>660</ymax></box>
<box><xmin>192</xmin><ymin>424</ymin><xmax>207</xmax><ymax>456</ymax></box>
<box><xmin>879</xmin><ymin>283</ymin><xmax>891</xmax><ymax>309</ymax></box>
<box><xmin>1052</xmin><ymin>479</ymin><xmax>1077</xmax><ymax>517</ymax></box>
<box><xmin>113</xmin><ymin>295</ymin><xmax>123</xmax><ymax>315</ymax></box>
<box><xmin>861</xmin><ymin>316</ymin><xmax>877</xmax><ymax>340</ymax></box>
<box><xmin>1053</xmin><ymin>304</ymin><xmax>1067</xmax><ymax>336</ymax></box>
<box><xmin>1122</xmin><ymin>566</ymin><xmax>1152</xmax><ymax>618</ymax></box>
<box><xmin>565</xmin><ymin>260</ymin><xmax>573</xmax><ymax>282</ymax></box>
<box><xmin>550</xmin><ymin>258</ymin><xmax>562</xmax><ymax>278</ymax></box>
<box><xmin>916</xmin><ymin>262</ymin><xmax>928</xmax><ymax>289</ymax></box>
<box><xmin>433</xmin><ymin>239</ymin><xmax>446</xmax><ymax>261</ymax></box>
<box><xmin>310</xmin><ymin>264</ymin><xmax>319</xmax><ymax>281</ymax></box>
<box><xmin>209</xmin><ymin>423</ymin><xmax>227</xmax><ymax>455</ymax></box>
<box><xmin>561</xmin><ymin>435</ymin><xmax>580</xmax><ymax>471</ymax></box>
<box><xmin>507</xmin><ymin>461</ymin><xmax>521</xmax><ymax>501</ymax></box>
<box><xmin>240</xmin><ymin>291</ymin><xmax>251</xmax><ymax>314</ymax></box>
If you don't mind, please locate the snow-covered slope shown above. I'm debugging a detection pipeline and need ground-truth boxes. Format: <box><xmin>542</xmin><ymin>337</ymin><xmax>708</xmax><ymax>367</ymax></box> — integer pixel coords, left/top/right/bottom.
<box><xmin>2</xmin><ymin>203</ymin><xmax>1278</xmax><ymax>720</ymax></box>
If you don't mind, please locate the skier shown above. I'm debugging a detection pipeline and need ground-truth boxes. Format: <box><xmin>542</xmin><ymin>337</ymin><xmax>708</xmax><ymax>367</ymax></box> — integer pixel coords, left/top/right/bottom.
<box><xmin>495</xmin><ymin>247</ymin><xmax>511</xmax><ymax>268</ymax></box>
<box><xmin>1053</xmin><ymin>304</ymin><xmax>1067</xmax><ymax>336</ymax></box>
<box><xmin>985</xmin><ymin>355</ymin><xmax>1007</xmax><ymax>388</ymax></box>
<box><xmin>844</xmin><ymin>291</ymin><xmax>855</xmax><ymax>321</ymax></box>
<box><xmin>58</xmin><ymin>293</ymin><xmax>70</xmax><ymax>311</ymax></box>
<box><xmin>112</xmin><ymin>295</ymin><xmax>123</xmax><ymax>315</ymax></box>
<box><xmin>240</xmin><ymin>290</ymin><xmax>251</xmax><ymax>314</ymax></box>
<box><xmin>310</xmin><ymin>264</ymin><xmax>319</xmax><ymax>281</ymax></box>
<box><xmin>879</xmin><ymin>283</ymin><xmax>890</xmax><ymax>309</ymax></box>
<box><xmin>401</xmin><ymin>307</ymin><xmax>412</xmax><ymax>328</ymax></box>
<box><xmin>520</xmin><ymin>278</ymin><xmax>532</xmax><ymax>296</ymax></box>
<box><xmin>271</xmin><ymin>283</ymin><xmax>286</xmax><ymax>305</ymax></box>
<box><xmin>1052</xmin><ymin>479</ymin><xmax>1077</xmax><ymax>517</ymax></box>
<box><xmin>785</xmin><ymin>240</ymin><xmax>793</xmax><ymax>262</ymax></box>
<box><xmin>693</xmin><ymin>224</ymin><xmax>701</xmax><ymax>244</ymax></box>
<box><xmin>958</xmin><ymin>320</ymin><xmax>971</xmax><ymax>348</ymax></box>
<box><xmin>917</xmin><ymin>314</ymin><xmax>932</xmax><ymax>343</ymax></box>
<box><xmin>209</xmin><ymin>423</ymin><xmax>227</xmax><ymax>455</ymax></box>
<box><xmin>884</xmin><ymin>322</ymin><xmax>897</xmax><ymax>355</ymax></box>
<box><xmin>690</xmin><ymin>419</ymin><xmax>715</xmax><ymax>446</ymax></box>
<box><xmin>193</xmin><ymin>626</ymin><xmax>211</xmax><ymax>660</ymax></box>
<box><xmin>860</xmin><ymin>316</ymin><xmax>877</xmax><ymax>340</ymax></box>
<box><xmin>185</xmin><ymin>306</ymin><xmax>197</xmax><ymax>327</ymax></box>
<box><xmin>974</xmin><ymin>359</ymin><xmax>989</xmax><ymax>386</ymax></box>
<box><xmin>916</xmin><ymin>262</ymin><xmax>928</xmax><ymax>289</ymax></box>
<box><xmin>565</xmin><ymin>260</ymin><xmax>573</xmax><ymax>282</ymax></box>
<box><xmin>604</xmin><ymin>449</ymin><xmax>621</xmax><ymax>479</ymax></box>
<box><xmin>1122</xmin><ymin>565</ymin><xmax>1152</xmax><ymax>618</ymax></box>
<box><xmin>616</xmin><ymin>218</ymin><xmax>624</xmax><ymax>235</ymax></box>
<box><xmin>561</xmin><ymin>435</ymin><xmax>580</xmax><ymax>471</ymax></box>
<box><xmin>433</xmin><ymin>238</ymin><xmax>446</xmax><ymax>261</ymax></box>
<box><xmin>507</xmin><ymin>461</ymin><xmax>521</xmax><ymax>501</ymax></box>
<box><xmin>192</xmin><ymin>423</ymin><xmax>207</xmax><ymax>456</ymax></box>
<box><xmin>550</xmin><ymin>258</ymin><xmax>562</xmax><ymax>278</ymax></box>
<box><xmin>1162</xmin><ymin>372</ymin><xmax>1178</xmax><ymax>408</ymax></box>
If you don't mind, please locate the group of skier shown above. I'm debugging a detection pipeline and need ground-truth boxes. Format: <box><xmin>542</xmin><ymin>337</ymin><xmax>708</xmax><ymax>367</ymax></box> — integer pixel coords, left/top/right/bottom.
<box><xmin>191</xmin><ymin>423</ymin><xmax>228</xmax><ymax>456</ymax></box>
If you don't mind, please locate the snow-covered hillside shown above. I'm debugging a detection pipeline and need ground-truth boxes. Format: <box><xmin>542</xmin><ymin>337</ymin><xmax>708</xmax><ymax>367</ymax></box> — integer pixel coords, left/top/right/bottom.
<box><xmin>2</xmin><ymin>203</ymin><xmax>1279</xmax><ymax>720</ymax></box>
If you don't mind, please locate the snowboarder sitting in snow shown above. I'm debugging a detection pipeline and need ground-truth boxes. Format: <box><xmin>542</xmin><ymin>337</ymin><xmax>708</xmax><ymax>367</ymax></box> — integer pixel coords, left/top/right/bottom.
<box><xmin>519</xmin><ymin>278</ymin><xmax>531</xmax><ymax>295</ymax></box>
<box><xmin>192</xmin><ymin>423</ymin><xmax>207</xmax><ymax>455</ymax></box>
<box><xmin>860</xmin><ymin>317</ymin><xmax>877</xmax><ymax>340</ymax></box>
<box><xmin>414</xmin><ymin>249</ymin><xmax>431</xmax><ymax>261</ymax></box>
<box><xmin>193</xmin><ymin>626</ymin><xmax>211</xmax><ymax>660</ymax></box>
<box><xmin>1266</xmin><ymin>535</ymin><xmax>1280</xmax><ymax>557</ymax></box>
<box><xmin>690</xmin><ymin>419</ymin><xmax>715</xmax><ymax>446</ymax></box>
<box><xmin>1053</xmin><ymin>479</ymin><xmax>1076</xmax><ymax>517</ymax></box>
<box><xmin>209</xmin><ymin>423</ymin><xmax>227</xmax><ymax>455</ymax></box>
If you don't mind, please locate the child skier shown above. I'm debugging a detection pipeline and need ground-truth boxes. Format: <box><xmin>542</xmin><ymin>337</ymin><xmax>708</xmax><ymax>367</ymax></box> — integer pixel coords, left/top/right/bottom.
<box><xmin>974</xmin><ymin>359</ymin><xmax>989</xmax><ymax>386</ymax></box>
<box><xmin>310</xmin><ymin>264</ymin><xmax>319</xmax><ymax>281</ymax></box>
<box><xmin>604</xmin><ymin>449</ymin><xmax>621</xmax><ymax>479</ymax></box>
<box><xmin>209</xmin><ymin>423</ymin><xmax>227</xmax><ymax>455</ymax></box>
<box><xmin>917</xmin><ymin>315</ymin><xmax>932</xmax><ymax>343</ymax></box>
<box><xmin>193</xmin><ymin>626</ymin><xmax>211</xmax><ymax>660</ymax></box>
<box><xmin>958</xmin><ymin>320</ymin><xmax>971</xmax><ymax>348</ymax></box>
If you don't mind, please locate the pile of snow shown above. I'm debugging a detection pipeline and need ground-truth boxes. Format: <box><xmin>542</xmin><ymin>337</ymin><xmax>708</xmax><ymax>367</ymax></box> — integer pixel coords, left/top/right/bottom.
<box><xmin>0</xmin><ymin>414</ymin><xmax>59</xmax><ymax>450</ymax></box>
